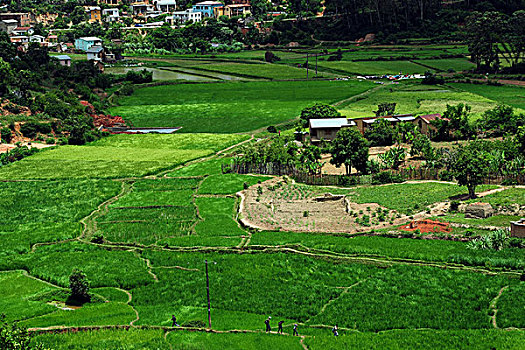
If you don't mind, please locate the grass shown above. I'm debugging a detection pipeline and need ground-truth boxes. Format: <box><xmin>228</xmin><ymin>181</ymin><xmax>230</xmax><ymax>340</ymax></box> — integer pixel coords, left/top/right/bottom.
<box><xmin>167</xmin><ymin>157</ymin><xmax>233</xmax><ymax>177</ymax></box>
<box><xmin>467</xmin><ymin>187</ymin><xmax>525</xmax><ymax>208</ymax></box>
<box><xmin>316</xmin><ymin>60</ymin><xmax>426</xmax><ymax>75</ymax></box>
<box><xmin>198</xmin><ymin>174</ymin><xmax>271</xmax><ymax>195</ymax></box>
<box><xmin>305</xmin><ymin>329</ymin><xmax>525</xmax><ymax>349</ymax></box>
<box><xmin>0</xmin><ymin>271</ymin><xmax>57</xmax><ymax>322</ymax></box>
<box><xmin>187</xmin><ymin>61</ymin><xmax>335</xmax><ymax>80</ymax></box>
<box><xmin>249</xmin><ymin>232</ymin><xmax>525</xmax><ymax>270</ymax></box>
<box><xmin>98</xmin><ymin>178</ymin><xmax>199</xmax><ymax>245</ymax></box>
<box><xmin>435</xmin><ymin>213</ymin><xmax>521</xmax><ymax>227</ymax></box>
<box><xmin>414</xmin><ymin>58</ymin><xmax>476</xmax><ymax>72</ymax></box>
<box><xmin>497</xmin><ymin>283</ymin><xmax>525</xmax><ymax>328</ymax></box>
<box><xmin>20</xmin><ymin>302</ymin><xmax>136</xmax><ymax>328</ymax></box>
<box><xmin>337</xmin><ymin>82</ymin><xmax>499</xmax><ymax>118</ymax></box>
<box><xmin>109</xmin><ymin>80</ymin><xmax>375</xmax><ymax>132</ymax></box>
<box><xmin>194</xmin><ymin>197</ymin><xmax>245</xmax><ymax>237</ymax></box>
<box><xmin>450</xmin><ymin>83</ymin><xmax>525</xmax><ymax>111</ymax></box>
<box><xmin>0</xmin><ymin>180</ymin><xmax>120</xmax><ymax>256</ymax></box>
<box><xmin>1</xmin><ymin>242</ymin><xmax>153</xmax><ymax>289</ymax></box>
<box><xmin>33</xmin><ymin>329</ymin><xmax>170</xmax><ymax>349</ymax></box>
<box><xmin>306</xmin><ymin>264</ymin><xmax>515</xmax><ymax>331</ymax></box>
<box><xmin>0</xmin><ymin>134</ymin><xmax>248</xmax><ymax>180</ymax></box>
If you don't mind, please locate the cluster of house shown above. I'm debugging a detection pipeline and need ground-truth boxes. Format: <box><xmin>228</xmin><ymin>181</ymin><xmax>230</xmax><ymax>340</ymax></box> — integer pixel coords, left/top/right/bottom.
<box><xmin>170</xmin><ymin>0</ymin><xmax>251</xmax><ymax>24</ymax></box>
<box><xmin>308</xmin><ymin>114</ymin><xmax>441</xmax><ymax>142</ymax></box>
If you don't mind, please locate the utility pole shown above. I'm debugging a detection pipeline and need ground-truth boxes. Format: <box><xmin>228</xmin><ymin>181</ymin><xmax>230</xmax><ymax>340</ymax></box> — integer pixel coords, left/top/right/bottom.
<box><xmin>315</xmin><ymin>54</ymin><xmax>318</xmax><ymax>77</ymax></box>
<box><xmin>205</xmin><ymin>260</ymin><xmax>211</xmax><ymax>329</ymax></box>
<box><xmin>306</xmin><ymin>53</ymin><xmax>309</xmax><ymax>79</ymax></box>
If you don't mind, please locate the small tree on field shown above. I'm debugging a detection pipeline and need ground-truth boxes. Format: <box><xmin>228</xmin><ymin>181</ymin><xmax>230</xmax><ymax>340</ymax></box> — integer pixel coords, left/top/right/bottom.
<box><xmin>299</xmin><ymin>143</ymin><xmax>323</xmax><ymax>174</ymax></box>
<box><xmin>450</xmin><ymin>141</ymin><xmax>490</xmax><ymax>199</ymax></box>
<box><xmin>374</xmin><ymin>103</ymin><xmax>396</xmax><ymax>117</ymax></box>
<box><xmin>69</xmin><ymin>269</ymin><xmax>91</xmax><ymax>304</ymax></box>
<box><xmin>330</xmin><ymin>127</ymin><xmax>369</xmax><ymax>175</ymax></box>
<box><xmin>516</xmin><ymin>126</ymin><xmax>525</xmax><ymax>154</ymax></box>
<box><xmin>300</xmin><ymin>103</ymin><xmax>341</xmax><ymax>128</ymax></box>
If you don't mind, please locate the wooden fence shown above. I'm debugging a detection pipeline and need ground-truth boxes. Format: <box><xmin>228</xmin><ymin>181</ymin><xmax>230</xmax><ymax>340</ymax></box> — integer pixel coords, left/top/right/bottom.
<box><xmin>223</xmin><ymin>162</ymin><xmax>525</xmax><ymax>186</ymax></box>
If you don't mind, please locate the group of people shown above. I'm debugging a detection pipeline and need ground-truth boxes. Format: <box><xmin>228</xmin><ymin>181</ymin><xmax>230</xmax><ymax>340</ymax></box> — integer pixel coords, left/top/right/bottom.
<box><xmin>171</xmin><ymin>314</ymin><xmax>338</xmax><ymax>337</ymax></box>
<box><xmin>264</xmin><ymin>317</ymin><xmax>339</xmax><ymax>337</ymax></box>
<box><xmin>264</xmin><ymin>317</ymin><xmax>299</xmax><ymax>336</ymax></box>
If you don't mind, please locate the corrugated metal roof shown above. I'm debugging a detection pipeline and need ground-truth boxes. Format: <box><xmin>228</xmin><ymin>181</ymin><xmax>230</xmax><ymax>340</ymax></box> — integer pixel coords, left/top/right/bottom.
<box><xmin>397</xmin><ymin>116</ymin><xmax>416</xmax><ymax>121</ymax></box>
<box><xmin>309</xmin><ymin>118</ymin><xmax>356</xmax><ymax>128</ymax></box>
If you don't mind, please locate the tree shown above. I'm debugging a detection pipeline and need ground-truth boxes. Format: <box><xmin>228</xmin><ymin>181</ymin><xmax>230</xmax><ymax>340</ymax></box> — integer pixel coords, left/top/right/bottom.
<box><xmin>442</xmin><ymin>103</ymin><xmax>474</xmax><ymax>140</ymax></box>
<box><xmin>69</xmin><ymin>269</ymin><xmax>91</xmax><ymax>304</ymax></box>
<box><xmin>0</xmin><ymin>58</ymin><xmax>13</xmax><ymax>96</ymax></box>
<box><xmin>364</xmin><ymin>119</ymin><xmax>394</xmax><ymax>146</ymax></box>
<box><xmin>0</xmin><ymin>314</ymin><xmax>45</xmax><ymax>349</ymax></box>
<box><xmin>450</xmin><ymin>142</ymin><xmax>491</xmax><ymax>199</ymax></box>
<box><xmin>465</xmin><ymin>11</ymin><xmax>507</xmax><ymax>71</ymax></box>
<box><xmin>300</xmin><ymin>103</ymin><xmax>341</xmax><ymax>128</ymax></box>
<box><xmin>410</xmin><ymin>132</ymin><xmax>432</xmax><ymax>158</ymax></box>
<box><xmin>517</xmin><ymin>126</ymin><xmax>525</xmax><ymax>154</ymax></box>
<box><xmin>481</xmin><ymin>104</ymin><xmax>516</xmax><ymax>136</ymax></box>
<box><xmin>298</xmin><ymin>143</ymin><xmax>322</xmax><ymax>174</ymax></box>
<box><xmin>374</xmin><ymin>103</ymin><xmax>396</xmax><ymax>117</ymax></box>
<box><xmin>330</xmin><ymin>127</ymin><xmax>369</xmax><ymax>175</ymax></box>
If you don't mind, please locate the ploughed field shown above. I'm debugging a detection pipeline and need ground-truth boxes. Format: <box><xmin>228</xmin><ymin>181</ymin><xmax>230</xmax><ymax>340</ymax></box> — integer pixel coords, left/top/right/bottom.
<box><xmin>0</xmin><ymin>132</ymin><xmax>523</xmax><ymax>349</ymax></box>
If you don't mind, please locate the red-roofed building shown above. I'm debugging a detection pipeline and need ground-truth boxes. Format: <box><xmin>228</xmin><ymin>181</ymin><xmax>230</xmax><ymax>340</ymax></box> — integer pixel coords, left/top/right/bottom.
<box><xmin>415</xmin><ymin>114</ymin><xmax>443</xmax><ymax>136</ymax></box>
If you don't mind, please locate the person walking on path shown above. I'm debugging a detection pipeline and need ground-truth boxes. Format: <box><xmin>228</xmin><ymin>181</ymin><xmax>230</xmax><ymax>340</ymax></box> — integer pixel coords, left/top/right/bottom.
<box><xmin>264</xmin><ymin>316</ymin><xmax>271</xmax><ymax>332</ymax></box>
<box><xmin>293</xmin><ymin>323</ymin><xmax>299</xmax><ymax>336</ymax></box>
<box><xmin>278</xmin><ymin>320</ymin><xmax>284</xmax><ymax>334</ymax></box>
<box><xmin>171</xmin><ymin>315</ymin><xmax>179</xmax><ymax>327</ymax></box>
<box><xmin>332</xmin><ymin>324</ymin><xmax>339</xmax><ymax>337</ymax></box>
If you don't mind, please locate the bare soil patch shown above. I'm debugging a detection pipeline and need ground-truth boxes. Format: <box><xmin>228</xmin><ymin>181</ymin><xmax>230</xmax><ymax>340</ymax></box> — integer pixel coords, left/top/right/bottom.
<box><xmin>399</xmin><ymin>219</ymin><xmax>452</xmax><ymax>234</ymax></box>
<box><xmin>239</xmin><ymin>177</ymin><xmax>412</xmax><ymax>233</ymax></box>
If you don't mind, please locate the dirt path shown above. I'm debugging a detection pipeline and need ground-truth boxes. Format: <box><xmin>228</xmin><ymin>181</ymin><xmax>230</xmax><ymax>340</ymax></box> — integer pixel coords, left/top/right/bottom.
<box><xmin>79</xmin><ymin>181</ymin><xmax>132</xmax><ymax>241</ymax></box>
<box><xmin>489</xmin><ymin>285</ymin><xmax>509</xmax><ymax>329</ymax></box>
<box><xmin>305</xmin><ymin>278</ymin><xmax>368</xmax><ymax>324</ymax></box>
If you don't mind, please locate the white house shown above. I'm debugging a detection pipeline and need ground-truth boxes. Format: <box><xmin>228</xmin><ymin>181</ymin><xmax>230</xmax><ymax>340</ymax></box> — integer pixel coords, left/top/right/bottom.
<box><xmin>0</xmin><ymin>19</ymin><xmax>18</xmax><ymax>34</ymax></box>
<box><xmin>154</xmin><ymin>0</ymin><xmax>177</xmax><ymax>12</ymax></box>
<box><xmin>102</xmin><ymin>8</ymin><xmax>120</xmax><ymax>22</ymax></box>
<box><xmin>173</xmin><ymin>9</ymin><xmax>202</xmax><ymax>23</ymax></box>
<box><xmin>29</xmin><ymin>35</ymin><xmax>46</xmax><ymax>43</ymax></box>
<box><xmin>86</xmin><ymin>45</ymin><xmax>104</xmax><ymax>61</ymax></box>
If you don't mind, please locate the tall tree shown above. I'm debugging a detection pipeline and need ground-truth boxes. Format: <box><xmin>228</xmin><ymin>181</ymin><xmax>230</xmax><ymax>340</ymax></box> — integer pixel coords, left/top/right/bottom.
<box><xmin>330</xmin><ymin>127</ymin><xmax>369</xmax><ymax>175</ymax></box>
<box><xmin>450</xmin><ymin>141</ymin><xmax>490</xmax><ymax>199</ymax></box>
<box><xmin>300</xmin><ymin>103</ymin><xmax>341</xmax><ymax>128</ymax></box>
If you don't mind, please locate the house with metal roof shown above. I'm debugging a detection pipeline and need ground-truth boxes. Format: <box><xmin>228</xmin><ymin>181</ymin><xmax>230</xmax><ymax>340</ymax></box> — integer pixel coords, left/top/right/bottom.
<box><xmin>87</xmin><ymin>45</ymin><xmax>104</xmax><ymax>61</ymax></box>
<box><xmin>309</xmin><ymin>118</ymin><xmax>357</xmax><ymax>142</ymax></box>
<box><xmin>192</xmin><ymin>1</ymin><xmax>224</xmax><ymax>17</ymax></box>
<box><xmin>75</xmin><ymin>37</ymin><xmax>102</xmax><ymax>51</ymax></box>
<box><xmin>54</xmin><ymin>55</ymin><xmax>72</xmax><ymax>67</ymax></box>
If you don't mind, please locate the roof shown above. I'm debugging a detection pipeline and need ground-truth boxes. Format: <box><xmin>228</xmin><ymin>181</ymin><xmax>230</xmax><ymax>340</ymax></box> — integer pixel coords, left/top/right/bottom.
<box><xmin>418</xmin><ymin>114</ymin><xmax>442</xmax><ymax>123</ymax></box>
<box><xmin>2</xmin><ymin>19</ymin><xmax>19</xmax><ymax>24</ymax></box>
<box><xmin>14</xmin><ymin>26</ymin><xmax>30</xmax><ymax>30</ymax></box>
<box><xmin>154</xmin><ymin>0</ymin><xmax>177</xmax><ymax>4</ymax></box>
<box><xmin>511</xmin><ymin>218</ymin><xmax>525</xmax><ymax>226</ymax></box>
<box><xmin>87</xmin><ymin>45</ymin><xmax>104</xmax><ymax>53</ymax></box>
<box><xmin>85</xmin><ymin>6</ymin><xmax>101</xmax><ymax>11</ymax></box>
<box><xmin>227</xmin><ymin>3</ymin><xmax>251</xmax><ymax>7</ymax></box>
<box><xmin>195</xmin><ymin>1</ymin><xmax>224</xmax><ymax>5</ymax></box>
<box><xmin>79</xmin><ymin>36</ymin><xmax>102</xmax><ymax>41</ymax></box>
<box><xmin>309</xmin><ymin>118</ymin><xmax>356</xmax><ymax>129</ymax></box>
<box><xmin>397</xmin><ymin>116</ymin><xmax>416</xmax><ymax>121</ymax></box>
<box><xmin>54</xmin><ymin>55</ymin><xmax>71</xmax><ymax>60</ymax></box>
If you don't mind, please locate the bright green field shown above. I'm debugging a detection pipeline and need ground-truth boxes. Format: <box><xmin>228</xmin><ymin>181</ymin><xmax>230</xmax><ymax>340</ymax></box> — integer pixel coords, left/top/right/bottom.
<box><xmin>187</xmin><ymin>61</ymin><xmax>336</xmax><ymax>80</ymax></box>
<box><xmin>414</xmin><ymin>58</ymin><xmax>476</xmax><ymax>72</ymax></box>
<box><xmin>0</xmin><ymin>134</ymin><xmax>248</xmax><ymax>179</ymax></box>
<box><xmin>338</xmin><ymin>82</ymin><xmax>502</xmax><ymax>118</ymax></box>
<box><xmin>110</xmin><ymin>80</ymin><xmax>375</xmax><ymax>132</ymax></box>
<box><xmin>449</xmin><ymin>83</ymin><xmax>525</xmax><ymax>111</ymax></box>
<box><xmin>316</xmin><ymin>60</ymin><xmax>426</xmax><ymax>75</ymax></box>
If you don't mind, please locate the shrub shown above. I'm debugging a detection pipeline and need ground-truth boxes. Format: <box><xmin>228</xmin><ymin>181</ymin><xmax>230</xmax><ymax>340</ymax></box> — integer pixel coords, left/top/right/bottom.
<box><xmin>68</xmin><ymin>269</ymin><xmax>91</xmax><ymax>305</ymax></box>
<box><xmin>1</xmin><ymin>127</ymin><xmax>12</xmax><ymax>143</ymax></box>
<box><xmin>467</xmin><ymin>229</ymin><xmax>510</xmax><ymax>251</ymax></box>
<box><xmin>371</xmin><ymin>171</ymin><xmax>405</xmax><ymax>185</ymax></box>
<box><xmin>267</xmin><ymin>125</ymin><xmax>277</xmax><ymax>133</ymax></box>
<box><xmin>303</xmin><ymin>210</ymin><xmax>309</xmax><ymax>217</ymax></box>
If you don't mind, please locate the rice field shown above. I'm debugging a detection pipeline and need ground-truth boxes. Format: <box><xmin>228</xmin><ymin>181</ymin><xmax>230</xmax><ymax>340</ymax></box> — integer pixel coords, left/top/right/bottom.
<box><xmin>109</xmin><ymin>80</ymin><xmax>375</xmax><ymax>132</ymax></box>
